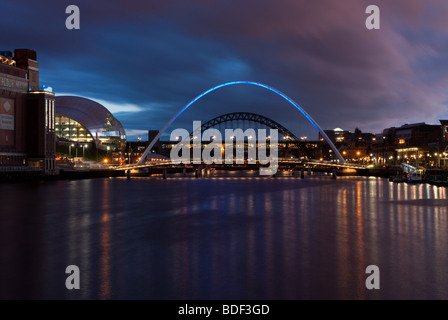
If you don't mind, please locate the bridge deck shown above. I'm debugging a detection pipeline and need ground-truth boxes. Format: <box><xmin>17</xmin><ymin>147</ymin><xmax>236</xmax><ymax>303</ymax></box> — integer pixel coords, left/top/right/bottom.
<box><xmin>114</xmin><ymin>159</ymin><xmax>365</xmax><ymax>171</ymax></box>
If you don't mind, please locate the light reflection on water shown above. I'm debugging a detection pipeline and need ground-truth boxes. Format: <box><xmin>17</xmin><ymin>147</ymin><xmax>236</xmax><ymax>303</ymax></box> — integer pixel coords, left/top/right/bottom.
<box><xmin>0</xmin><ymin>174</ymin><xmax>447</xmax><ymax>299</ymax></box>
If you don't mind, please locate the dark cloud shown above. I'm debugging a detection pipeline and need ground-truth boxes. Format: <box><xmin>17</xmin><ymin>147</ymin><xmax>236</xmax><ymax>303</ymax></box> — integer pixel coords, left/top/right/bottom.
<box><xmin>2</xmin><ymin>0</ymin><xmax>447</xmax><ymax>140</ymax></box>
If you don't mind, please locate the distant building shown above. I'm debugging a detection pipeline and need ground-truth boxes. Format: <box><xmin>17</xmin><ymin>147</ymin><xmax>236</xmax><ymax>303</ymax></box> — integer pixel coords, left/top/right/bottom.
<box><xmin>147</xmin><ymin>130</ymin><xmax>162</xmax><ymax>154</ymax></box>
<box><xmin>440</xmin><ymin>120</ymin><xmax>448</xmax><ymax>142</ymax></box>
<box><xmin>319</xmin><ymin>127</ymin><xmax>375</xmax><ymax>162</ymax></box>
<box><xmin>371</xmin><ymin>122</ymin><xmax>445</xmax><ymax>167</ymax></box>
<box><xmin>393</xmin><ymin>123</ymin><xmax>441</xmax><ymax>147</ymax></box>
<box><xmin>124</xmin><ymin>140</ymin><xmax>148</xmax><ymax>164</ymax></box>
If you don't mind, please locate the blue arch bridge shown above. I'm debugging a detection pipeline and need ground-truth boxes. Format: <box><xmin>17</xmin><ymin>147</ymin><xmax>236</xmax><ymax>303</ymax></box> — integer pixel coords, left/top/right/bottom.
<box><xmin>115</xmin><ymin>81</ymin><xmax>365</xmax><ymax>172</ymax></box>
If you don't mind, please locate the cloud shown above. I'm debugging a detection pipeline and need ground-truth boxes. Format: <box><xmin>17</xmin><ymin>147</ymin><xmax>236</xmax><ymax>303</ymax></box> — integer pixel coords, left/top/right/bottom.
<box><xmin>87</xmin><ymin>98</ymin><xmax>143</xmax><ymax>114</ymax></box>
<box><xmin>56</xmin><ymin>93</ymin><xmax>143</xmax><ymax>113</ymax></box>
<box><xmin>3</xmin><ymin>0</ymin><xmax>448</xmax><ymax>139</ymax></box>
<box><xmin>125</xmin><ymin>129</ymin><xmax>148</xmax><ymax>141</ymax></box>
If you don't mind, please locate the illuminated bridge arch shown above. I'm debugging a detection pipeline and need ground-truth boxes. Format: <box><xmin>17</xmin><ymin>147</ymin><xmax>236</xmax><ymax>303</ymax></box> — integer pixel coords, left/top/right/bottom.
<box><xmin>194</xmin><ymin>112</ymin><xmax>299</xmax><ymax>140</ymax></box>
<box><xmin>138</xmin><ymin>81</ymin><xmax>345</xmax><ymax>164</ymax></box>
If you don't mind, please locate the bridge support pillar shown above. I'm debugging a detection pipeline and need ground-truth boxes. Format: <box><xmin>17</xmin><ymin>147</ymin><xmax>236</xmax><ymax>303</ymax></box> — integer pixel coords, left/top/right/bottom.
<box><xmin>126</xmin><ymin>169</ymin><xmax>131</xmax><ymax>180</ymax></box>
<box><xmin>163</xmin><ymin>169</ymin><xmax>167</xmax><ymax>180</ymax></box>
<box><xmin>301</xmin><ymin>168</ymin><xmax>305</xmax><ymax>179</ymax></box>
<box><xmin>332</xmin><ymin>168</ymin><xmax>337</xmax><ymax>179</ymax></box>
<box><xmin>308</xmin><ymin>168</ymin><xmax>311</xmax><ymax>175</ymax></box>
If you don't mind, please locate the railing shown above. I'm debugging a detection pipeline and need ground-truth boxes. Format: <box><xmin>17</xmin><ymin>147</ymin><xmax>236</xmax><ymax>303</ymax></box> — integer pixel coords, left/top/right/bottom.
<box><xmin>0</xmin><ymin>166</ymin><xmax>42</xmax><ymax>172</ymax></box>
<box><xmin>114</xmin><ymin>158</ymin><xmax>366</xmax><ymax>170</ymax></box>
<box><xmin>401</xmin><ymin>163</ymin><xmax>417</xmax><ymax>173</ymax></box>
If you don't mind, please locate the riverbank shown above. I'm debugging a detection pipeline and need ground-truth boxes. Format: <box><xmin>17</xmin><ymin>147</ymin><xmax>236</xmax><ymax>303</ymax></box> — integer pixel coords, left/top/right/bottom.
<box><xmin>0</xmin><ymin>168</ymin><xmax>124</xmax><ymax>183</ymax></box>
<box><xmin>1</xmin><ymin>166</ymin><xmax>448</xmax><ymax>186</ymax></box>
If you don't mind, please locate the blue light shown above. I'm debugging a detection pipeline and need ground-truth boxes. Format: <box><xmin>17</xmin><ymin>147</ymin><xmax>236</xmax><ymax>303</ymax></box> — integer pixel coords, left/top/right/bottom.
<box><xmin>138</xmin><ymin>81</ymin><xmax>345</xmax><ymax>164</ymax></box>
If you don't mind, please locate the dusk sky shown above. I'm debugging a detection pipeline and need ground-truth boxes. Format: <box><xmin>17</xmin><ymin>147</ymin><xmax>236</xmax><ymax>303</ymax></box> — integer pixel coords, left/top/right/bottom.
<box><xmin>2</xmin><ymin>0</ymin><xmax>448</xmax><ymax>140</ymax></box>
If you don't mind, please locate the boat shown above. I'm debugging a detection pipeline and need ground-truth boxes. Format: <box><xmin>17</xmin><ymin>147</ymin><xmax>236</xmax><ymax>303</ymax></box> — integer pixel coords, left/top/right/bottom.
<box><xmin>389</xmin><ymin>171</ymin><xmax>406</xmax><ymax>183</ymax></box>
<box><xmin>392</xmin><ymin>175</ymin><xmax>406</xmax><ymax>183</ymax></box>
<box><xmin>406</xmin><ymin>172</ymin><xmax>423</xmax><ymax>183</ymax></box>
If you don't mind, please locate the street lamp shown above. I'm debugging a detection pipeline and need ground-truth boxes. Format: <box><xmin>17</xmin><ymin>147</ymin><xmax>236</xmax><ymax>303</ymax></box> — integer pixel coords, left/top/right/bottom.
<box><xmin>82</xmin><ymin>144</ymin><xmax>88</xmax><ymax>159</ymax></box>
<box><xmin>69</xmin><ymin>143</ymin><xmax>74</xmax><ymax>157</ymax></box>
<box><xmin>443</xmin><ymin>145</ymin><xmax>448</xmax><ymax>168</ymax></box>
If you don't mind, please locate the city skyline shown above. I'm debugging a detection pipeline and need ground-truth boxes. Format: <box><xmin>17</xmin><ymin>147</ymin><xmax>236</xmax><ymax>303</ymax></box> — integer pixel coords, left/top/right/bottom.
<box><xmin>2</xmin><ymin>1</ymin><xmax>448</xmax><ymax>141</ymax></box>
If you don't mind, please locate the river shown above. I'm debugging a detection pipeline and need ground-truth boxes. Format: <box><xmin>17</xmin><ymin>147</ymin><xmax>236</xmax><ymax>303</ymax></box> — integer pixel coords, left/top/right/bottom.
<box><xmin>1</xmin><ymin>171</ymin><xmax>447</xmax><ymax>299</ymax></box>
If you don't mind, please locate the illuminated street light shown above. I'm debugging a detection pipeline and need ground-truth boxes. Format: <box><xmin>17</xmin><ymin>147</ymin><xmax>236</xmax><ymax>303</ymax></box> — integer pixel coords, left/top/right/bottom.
<box><xmin>82</xmin><ymin>144</ymin><xmax>88</xmax><ymax>159</ymax></box>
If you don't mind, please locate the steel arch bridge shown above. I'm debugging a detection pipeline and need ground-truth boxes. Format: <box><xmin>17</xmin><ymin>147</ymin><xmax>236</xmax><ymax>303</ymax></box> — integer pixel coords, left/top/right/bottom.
<box><xmin>193</xmin><ymin>112</ymin><xmax>299</xmax><ymax>140</ymax></box>
<box><xmin>138</xmin><ymin>81</ymin><xmax>345</xmax><ymax>165</ymax></box>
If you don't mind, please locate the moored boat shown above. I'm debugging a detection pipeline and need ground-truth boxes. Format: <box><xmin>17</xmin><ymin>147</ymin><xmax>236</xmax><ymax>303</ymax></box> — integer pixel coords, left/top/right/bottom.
<box><xmin>407</xmin><ymin>172</ymin><xmax>423</xmax><ymax>183</ymax></box>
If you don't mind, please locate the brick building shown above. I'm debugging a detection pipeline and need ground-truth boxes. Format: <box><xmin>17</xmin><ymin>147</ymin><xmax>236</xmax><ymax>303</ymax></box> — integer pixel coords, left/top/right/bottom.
<box><xmin>0</xmin><ymin>49</ymin><xmax>56</xmax><ymax>173</ymax></box>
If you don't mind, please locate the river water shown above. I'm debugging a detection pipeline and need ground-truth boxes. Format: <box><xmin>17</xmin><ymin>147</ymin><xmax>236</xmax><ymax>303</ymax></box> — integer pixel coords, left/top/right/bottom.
<box><xmin>1</xmin><ymin>171</ymin><xmax>447</xmax><ymax>299</ymax></box>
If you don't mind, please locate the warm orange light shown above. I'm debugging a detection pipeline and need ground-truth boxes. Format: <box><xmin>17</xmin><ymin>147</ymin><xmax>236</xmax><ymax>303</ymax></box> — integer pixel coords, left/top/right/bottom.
<box><xmin>356</xmin><ymin>151</ymin><xmax>361</xmax><ymax>156</ymax></box>
<box><xmin>342</xmin><ymin>151</ymin><xmax>347</xmax><ymax>155</ymax></box>
<box><xmin>104</xmin><ymin>159</ymin><xmax>108</xmax><ymax>163</ymax></box>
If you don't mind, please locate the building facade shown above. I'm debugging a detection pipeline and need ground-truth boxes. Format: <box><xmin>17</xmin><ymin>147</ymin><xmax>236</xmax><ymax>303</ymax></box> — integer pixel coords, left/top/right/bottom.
<box><xmin>55</xmin><ymin>96</ymin><xmax>126</xmax><ymax>153</ymax></box>
<box><xmin>319</xmin><ymin>128</ymin><xmax>375</xmax><ymax>163</ymax></box>
<box><xmin>0</xmin><ymin>49</ymin><xmax>56</xmax><ymax>173</ymax></box>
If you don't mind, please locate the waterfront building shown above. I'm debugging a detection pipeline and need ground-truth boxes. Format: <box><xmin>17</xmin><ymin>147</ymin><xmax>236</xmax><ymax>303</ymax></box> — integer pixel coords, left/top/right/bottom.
<box><xmin>319</xmin><ymin>128</ymin><xmax>375</xmax><ymax>163</ymax></box>
<box><xmin>372</xmin><ymin>122</ymin><xmax>445</xmax><ymax>167</ymax></box>
<box><xmin>0</xmin><ymin>49</ymin><xmax>56</xmax><ymax>173</ymax></box>
<box><xmin>55</xmin><ymin>96</ymin><xmax>126</xmax><ymax>154</ymax></box>
<box><xmin>124</xmin><ymin>140</ymin><xmax>148</xmax><ymax>164</ymax></box>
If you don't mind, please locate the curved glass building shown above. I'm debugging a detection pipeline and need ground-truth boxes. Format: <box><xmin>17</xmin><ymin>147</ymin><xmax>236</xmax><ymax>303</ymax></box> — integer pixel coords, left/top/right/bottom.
<box><xmin>55</xmin><ymin>96</ymin><xmax>126</xmax><ymax>151</ymax></box>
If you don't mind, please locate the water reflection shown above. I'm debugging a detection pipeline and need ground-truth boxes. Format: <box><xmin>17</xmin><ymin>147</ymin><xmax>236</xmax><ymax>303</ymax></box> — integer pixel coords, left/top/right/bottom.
<box><xmin>0</xmin><ymin>175</ymin><xmax>447</xmax><ymax>299</ymax></box>
<box><xmin>99</xmin><ymin>179</ymin><xmax>111</xmax><ymax>300</ymax></box>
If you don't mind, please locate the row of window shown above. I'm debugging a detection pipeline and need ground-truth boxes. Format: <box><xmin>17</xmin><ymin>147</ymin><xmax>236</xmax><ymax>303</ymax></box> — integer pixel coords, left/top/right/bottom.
<box><xmin>0</xmin><ymin>155</ymin><xmax>26</xmax><ymax>165</ymax></box>
<box><xmin>54</xmin><ymin>115</ymin><xmax>93</xmax><ymax>143</ymax></box>
<box><xmin>45</xmin><ymin>98</ymin><xmax>55</xmax><ymax>130</ymax></box>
